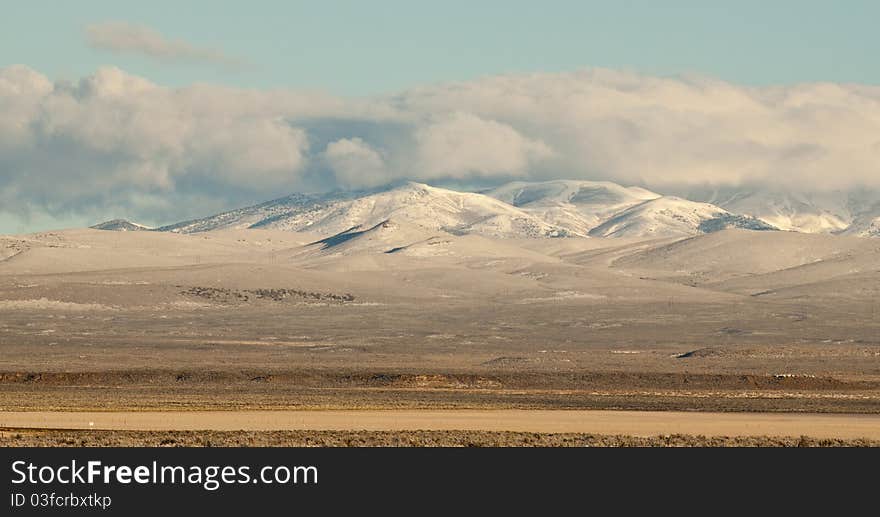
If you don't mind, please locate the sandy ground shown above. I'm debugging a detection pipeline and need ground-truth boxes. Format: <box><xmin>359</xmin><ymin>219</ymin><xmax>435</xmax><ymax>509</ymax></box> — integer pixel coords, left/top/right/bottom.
<box><xmin>3</xmin><ymin>410</ymin><xmax>880</xmax><ymax>440</ymax></box>
<box><xmin>2</xmin><ymin>228</ymin><xmax>880</xmax><ymax>446</ymax></box>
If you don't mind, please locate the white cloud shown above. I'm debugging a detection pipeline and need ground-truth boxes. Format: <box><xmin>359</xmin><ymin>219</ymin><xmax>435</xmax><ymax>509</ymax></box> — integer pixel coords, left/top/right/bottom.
<box><xmin>0</xmin><ymin>66</ymin><xmax>316</xmax><ymax>223</ymax></box>
<box><xmin>323</xmin><ymin>138</ymin><xmax>390</xmax><ymax>189</ymax></box>
<box><xmin>396</xmin><ymin>71</ymin><xmax>880</xmax><ymax>190</ymax></box>
<box><xmin>86</xmin><ymin>21</ymin><xmax>245</xmax><ymax>67</ymax></box>
<box><xmin>413</xmin><ymin>112</ymin><xmax>553</xmax><ymax>179</ymax></box>
<box><xmin>3</xmin><ymin>65</ymin><xmax>880</xmax><ymax>227</ymax></box>
<box><xmin>0</xmin><ymin>65</ymin><xmax>53</xmax><ymax>149</ymax></box>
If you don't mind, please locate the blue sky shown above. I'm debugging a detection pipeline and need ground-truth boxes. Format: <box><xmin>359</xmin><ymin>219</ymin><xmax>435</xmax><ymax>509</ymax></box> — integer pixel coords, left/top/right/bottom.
<box><xmin>3</xmin><ymin>1</ymin><xmax>880</xmax><ymax>233</ymax></box>
<box><xmin>2</xmin><ymin>1</ymin><xmax>878</xmax><ymax>95</ymax></box>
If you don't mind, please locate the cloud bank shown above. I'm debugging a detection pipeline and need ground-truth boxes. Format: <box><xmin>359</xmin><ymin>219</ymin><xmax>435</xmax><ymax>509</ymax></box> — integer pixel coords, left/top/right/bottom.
<box><xmin>2</xmin><ymin>65</ymin><xmax>880</xmax><ymax>227</ymax></box>
<box><xmin>86</xmin><ymin>22</ymin><xmax>245</xmax><ymax>67</ymax></box>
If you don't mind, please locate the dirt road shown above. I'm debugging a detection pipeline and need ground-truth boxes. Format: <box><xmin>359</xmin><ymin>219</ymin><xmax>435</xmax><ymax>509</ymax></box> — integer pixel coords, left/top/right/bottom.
<box><xmin>3</xmin><ymin>410</ymin><xmax>880</xmax><ymax>439</ymax></box>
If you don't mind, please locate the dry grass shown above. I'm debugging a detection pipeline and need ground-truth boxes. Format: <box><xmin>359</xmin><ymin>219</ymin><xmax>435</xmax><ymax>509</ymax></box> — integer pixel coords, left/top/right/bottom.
<box><xmin>3</xmin><ymin>429</ymin><xmax>879</xmax><ymax>447</ymax></box>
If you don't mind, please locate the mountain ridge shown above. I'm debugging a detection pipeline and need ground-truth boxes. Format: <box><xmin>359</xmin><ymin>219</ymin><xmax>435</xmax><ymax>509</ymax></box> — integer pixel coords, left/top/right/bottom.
<box><xmin>91</xmin><ymin>180</ymin><xmax>880</xmax><ymax>239</ymax></box>
<box><xmin>90</xmin><ymin>219</ymin><xmax>152</xmax><ymax>232</ymax></box>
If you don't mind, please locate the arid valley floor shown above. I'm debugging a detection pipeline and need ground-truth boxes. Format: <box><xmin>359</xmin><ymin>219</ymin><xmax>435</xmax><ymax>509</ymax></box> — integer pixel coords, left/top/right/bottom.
<box><xmin>2</xmin><ymin>226</ymin><xmax>879</xmax><ymax>446</ymax></box>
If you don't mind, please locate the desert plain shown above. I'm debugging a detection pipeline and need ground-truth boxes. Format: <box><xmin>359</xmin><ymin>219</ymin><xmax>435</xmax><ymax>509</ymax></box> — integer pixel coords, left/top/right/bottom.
<box><xmin>2</xmin><ymin>225</ymin><xmax>879</xmax><ymax>446</ymax></box>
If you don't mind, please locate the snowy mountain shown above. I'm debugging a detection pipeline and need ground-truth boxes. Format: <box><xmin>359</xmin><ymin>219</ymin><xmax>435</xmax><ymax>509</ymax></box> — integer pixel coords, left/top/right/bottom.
<box><xmin>107</xmin><ymin>180</ymin><xmax>880</xmax><ymax>241</ymax></box>
<box><xmin>588</xmin><ymin>196</ymin><xmax>775</xmax><ymax>238</ymax></box>
<box><xmin>158</xmin><ymin>193</ymin><xmax>319</xmax><ymax>234</ymax></box>
<box><xmin>485</xmin><ymin>180</ymin><xmax>660</xmax><ymax>236</ymax></box>
<box><xmin>841</xmin><ymin>210</ymin><xmax>880</xmax><ymax>237</ymax></box>
<box><xmin>159</xmin><ymin>182</ymin><xmax>574</xmax><ymax>239</ymax></box>
<box><xmin>90</xmin><ymin>219</ymin><xmax>152</xmax><ymax>231</ymax></box>
<box><xmin>680</xmin><ymin>187</ymin><xmax>880</xmax><ymax>234</ymax></box>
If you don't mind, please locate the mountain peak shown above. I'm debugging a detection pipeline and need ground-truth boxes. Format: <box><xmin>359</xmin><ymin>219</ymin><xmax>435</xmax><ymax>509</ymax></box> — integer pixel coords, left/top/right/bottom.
<box><xmin>141</xmin><ymin>180</ymin><xmax>878</xmax><ymax>240</ymax></box>
<box><xmin>156</xmin><ymin>181</ymin><xmax>573</xmax><ymax>239</ymax></box>
<box><xmin>588</xmin><ymin>196</ymin><xmax>775</xmax><ymax>238</ymax></box>
<box><xmin>90</xmin><ymin>219</ymin><xmax>152</xmax><ymax>231</ymax></box>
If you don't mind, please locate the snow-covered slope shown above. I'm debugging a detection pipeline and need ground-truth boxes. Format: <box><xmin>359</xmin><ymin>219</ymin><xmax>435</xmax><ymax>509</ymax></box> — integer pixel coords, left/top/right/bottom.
<box><xmin>682</xmin><ymin>187</ymin><xmax>877</xmax><ymax>234</ymax></box>
<box><xmin>486</xmin><ymin>180</ymin><xmax>660</xmax><ymax>235</ymax></box>
<box><xmin>306</xmin><ymin>218</ymin><xmax>442</xmax><ymax>256</ymax></box>
<box><xmin>158</xmin><ymin>193</ymin><xmax>319</xmax><ymax>234</ymax></box>
<box><xmin>150</xmin><ymin>181</ymin><xmax>880</xmax><ymax>241</ymax></box>
<box><xmin>90</xmin><ymin>219</ymin><xmax>153</xmax><ymax>231</ymax></box>
<box><xmin>841</xmin><ymin>210</ymin><xmax>880</xmax><ymax>237</ymax></box>
<box><xmin>610</xmin><ymin>228</ymin><xmax>879</xmax><ymax>287</ymax></box>
<box><xmin>161</xmin><ymin>182</ymin><xmax>573</xmax><ymax>239</ymax></box>
<box><xmin>588</xmin><ymin>197</ymin><xmax>775</xmax><ymax>238</ymax></box>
